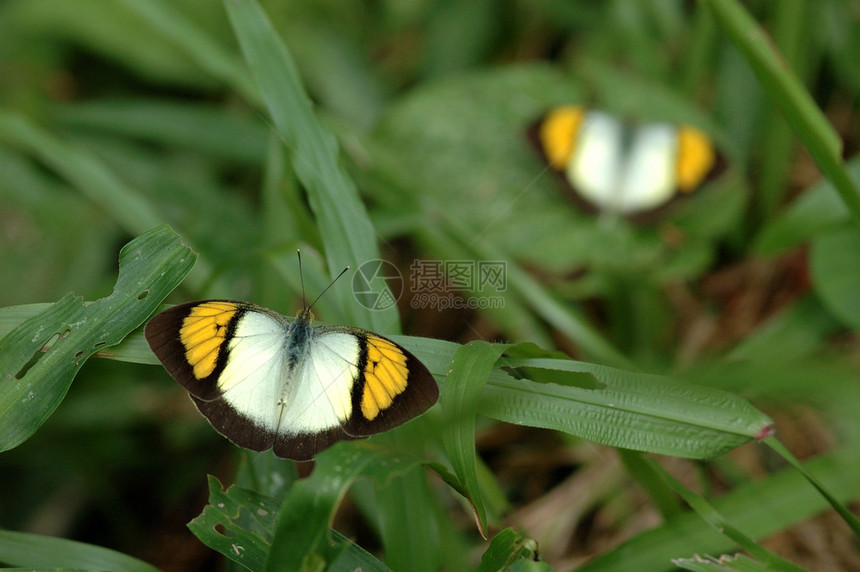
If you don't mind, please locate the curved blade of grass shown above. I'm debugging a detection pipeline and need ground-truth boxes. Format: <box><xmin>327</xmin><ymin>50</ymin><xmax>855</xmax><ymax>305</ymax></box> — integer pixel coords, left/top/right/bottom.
<box><xmin>0</xmin><ymin>225</ymin><xmax>196</xmax><ymax>451</ymax></box>
<box><xmin>0</xmin><ymin>529</ymin><xmax>159</xmax><ymax>572</ymax></box>
<box><xmin>54</xmin><ymin>99</ymin><xmax>269</xmax><ymax>165</ymax></box>
<box><xmin>0</xmin><ymin>111</ymin><xmax>210</xmax><ymax>290</ymax></box>
<box><xmin>442</xmin><ymin>340</ymin><xmax>508</xmax><ymax>538</ymax></box>
<box><xmin>617</xmin><ymin>449</ymin><xmax>684</xmax><ymax>520</ymax></box>
<box><xmin>224</xmin><ymin>0</ymin><xmax>393</xmax><ymax>333</ymax></box>
<box><xmin>701</xmin><ymin>0</ymin><xmax>860</xmax><ymax>222</ymax></box>
<box><xmin>424</xmin><ymin>217</ymin><xmax>632</xmax><ymax>369</ymax></box>
<box><xmin>0</xmin><ymin>112</ymin><xmax>162</xmax><ymax>236</ymax></box>
<box><xmin>116</xmin><ymin>0</ymin><xmax>259</xmax><ymax>103</ymax></box>
<box><xmin>765</xmin><ymin>436</ymin><xmax>860</xmax><ymax>537</ymax></box>
<box><xmin>264</xmin><ymin>441</ymin><xmax>427</xmax><ymax>571</ymax></box>
<box><xmin>809</xmin><ymin>224</ymin><xmax>860</xmax><ymax>331</ymax></box>
<box><xmin>579</xmin><ymin>447</ymin><xmax>860</xmax><ymax>572</ymax></box>
<box><xmin>374</xmin><ymin>462</ymin><xmax>441</xmax><ymax>572</ymax></box>
<box><xmin>647</xmin><ymin>455</ymin><xmax>808</xmax><ymax>572</ymax></box>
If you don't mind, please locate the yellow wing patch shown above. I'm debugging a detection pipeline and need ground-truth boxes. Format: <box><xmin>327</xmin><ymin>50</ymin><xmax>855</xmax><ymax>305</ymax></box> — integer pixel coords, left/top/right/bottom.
<box><xmin>675</xmin><ymin>126</ymin><xmax>716</xmax><ymax>192</ymax></box>
<box><xmin>361</xmin><ymin>336</ymin><xmax>409</xmax><ymax>421</ymax></box>
<box><xmin>538</xmin><ymin>105</ymin><xmax>585</xmax><ymax>170</ymax></box>
<box><xmin>179</xmin><ymin>301</ymin><xmax>238</xmax><ymax>380</ymax></box>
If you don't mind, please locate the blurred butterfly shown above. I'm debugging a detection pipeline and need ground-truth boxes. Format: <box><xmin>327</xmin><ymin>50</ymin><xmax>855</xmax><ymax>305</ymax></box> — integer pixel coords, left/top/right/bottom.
<box><xmin>533</xmin><ymin>105</ymin><xmax>719</xmax><ymax>216</ymax></box>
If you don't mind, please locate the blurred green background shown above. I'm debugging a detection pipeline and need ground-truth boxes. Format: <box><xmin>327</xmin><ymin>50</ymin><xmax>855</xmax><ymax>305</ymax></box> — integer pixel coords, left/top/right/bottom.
<box><xmin>1</xmin><ymin>0</ymin><xmax>860</xmax><ymax>570</ymax></box>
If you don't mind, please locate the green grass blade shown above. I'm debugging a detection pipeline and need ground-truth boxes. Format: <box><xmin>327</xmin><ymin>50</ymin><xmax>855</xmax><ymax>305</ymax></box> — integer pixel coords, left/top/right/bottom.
<box><xmin>0</xmin><ymin>111</ymin><xmax>163</xmax><ymax>236</ymax></box>
<box><xmin>223</xmin><ymin>0</ymin><xmax>392</xmax><ymax>333</ymax></box>
<box><xmin>0</xmin><ymin>529</ymin><xmax>159</xmax><ymax>572</ymax></box>
<box><xmin>701</xmin><ymin>0</ymin><xmax>860</xmax><ymax>222</ymax></box>
<box><xmin>264</xmin><ymin>442</ymin><xmax>426</xmax><ymax>571</ymax></box>
<box><xmin>754</xmin><ymin>156</ymin><xmax>860</xmax><ymax>257</ymax></box>
<box><xmin>116</xmin><ymin>0</ymin><xmax>259</xmax><ymax>103</ymax></box>
<box><xmin>755</xmin><ymin>0</ymin><xmax>813</xmax><ymax>217</ymax></box>
<box><xmin>579</xmin><ymin>447</ymin><xmax>860</xmax><ymax>572</ymax></box>
<box><xmin>0</xmin><ymin>225</ymin><xmax>196</xmax><ymax>451</ymax></box>
<box><xmin>442</xmin><ymin>341</ymin><xmax>508</xmax><ymax>538</ymax></box>
<box><xmin>765</xmin><ymin>437</ymin><xmax>860</xmax><ymax>537</ymax></box>
<box><xmin>674</xmin><ymin>553</ymin><xmax>770</xmax><ymax>572</ymax></box>
<box><xmin>428</xmin><ymin>217</ymin><xmax>632</xmax><ymax>368</ymax></box>
<box><xmin>649</xmin><ymin>456</ymin><xmax>808</xmax><ymax>572</ymax></box>
<box><xmin>374</xmin><ymin>466</ymin><xmax>441</xmax><ymax>572</ymax></box>
<box><xmin>617</xmin><ymin>449</ymin><xmax>684</xmax><ymax>520</ymax></box>
<box><xmin>809</xmin><ymin>224</ymin><xmax>860</xmax><ymax>331</ymax></box>
<box><xmin>54</xmin><ymin>99</ymin><xmax>269</xmax><ymax>165</ymax></box>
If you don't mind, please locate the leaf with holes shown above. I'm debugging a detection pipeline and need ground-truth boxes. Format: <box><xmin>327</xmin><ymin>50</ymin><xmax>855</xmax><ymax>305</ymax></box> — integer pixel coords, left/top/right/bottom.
<box><xmin>0</xmin><ymin>224</ymin><xmax>196</xmax><ymax>452</ymax></box>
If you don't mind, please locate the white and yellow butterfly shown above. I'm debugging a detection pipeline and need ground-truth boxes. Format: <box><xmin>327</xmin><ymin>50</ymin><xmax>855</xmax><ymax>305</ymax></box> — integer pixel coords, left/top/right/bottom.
<box><xmin>145</xmin><ymin>277</ymin><xmax>438</xmax><ymax>461</ymax></box>
<box><xmin>535</xmin><ymin>105</ymin><xmax>719</xmax><ymax>215</ymax></box>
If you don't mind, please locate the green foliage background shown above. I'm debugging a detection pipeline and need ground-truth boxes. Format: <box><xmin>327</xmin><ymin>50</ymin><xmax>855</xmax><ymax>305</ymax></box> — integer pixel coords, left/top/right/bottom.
<box><xmin>1</xmin><ymin>0</ymin><xmax>859</xmax><ymax>570</ymax></box>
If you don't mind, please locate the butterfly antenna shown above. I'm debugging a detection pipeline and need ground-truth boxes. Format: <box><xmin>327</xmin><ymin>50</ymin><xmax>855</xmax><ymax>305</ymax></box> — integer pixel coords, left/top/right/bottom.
<box><xmin>297</xmin><ymin>250</ymin><xmax>308</xmax><ymax>309</ymax></box>
<box><xmin>308</xmin><ymin>265</ymin><xmax>350</xmax><ymax>312</ymax></box>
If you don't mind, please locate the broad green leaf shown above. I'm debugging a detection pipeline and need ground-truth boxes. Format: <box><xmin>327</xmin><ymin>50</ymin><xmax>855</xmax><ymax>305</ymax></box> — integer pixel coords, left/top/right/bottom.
<box><xmin>0</xmin><ymin>529</ymin><xmax>159</xmax><ymax>572</ymax></box>
<box><xmin>188</xmin><ymin>476</ymin><xmax>276</xmax><ymax>571</ymax></box>
<box><xmin>490</xmin><ymin>356</ymin><xmax>772</xmax><ymax>458</ymax></box>
<box><xmin>442</xmin><ymin>340</ymin><xmax>508</xmax><ymax>537</ymax></box>
<box><xmin>189</xmin><ymin>475</ymin><xmax>391</xmax><ymax>572</ymax></box>
<box><xmin>223</xmin><ymin>0</ymin><xmax>393</xmax><ymax>333</ymax></box>
<box><xmin>0</xmin><ymin>225</ymin><xmax>196</xmax><ymax>451</ymax></box>
<box><xmin>809</xmin><ymin>224</ymin><xmax>860</xmax><ymax>331</ymax></box>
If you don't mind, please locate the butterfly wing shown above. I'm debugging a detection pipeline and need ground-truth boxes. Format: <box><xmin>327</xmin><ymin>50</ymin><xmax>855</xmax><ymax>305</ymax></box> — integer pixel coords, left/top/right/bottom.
<box><xmin>145</xmin><ymin>300</ymin><xmax>293</xmax><ymax>452</ymax></box>
<box><xmin>146</xmin><ymin>301</ymin><xmax>439</xmax><ymax>461</ymax></box>
<box><xmin>314</xmin><ymin>327</ymin><xmax>440</xmax><ymax>438</ymax></box>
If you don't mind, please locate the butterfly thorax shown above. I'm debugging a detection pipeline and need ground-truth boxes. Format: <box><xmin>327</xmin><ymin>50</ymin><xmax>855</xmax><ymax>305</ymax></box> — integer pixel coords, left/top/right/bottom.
<box><xmin>285</xmin><ymin>308</ymin><xmax>315</xmax><ymax>372</ymax></box>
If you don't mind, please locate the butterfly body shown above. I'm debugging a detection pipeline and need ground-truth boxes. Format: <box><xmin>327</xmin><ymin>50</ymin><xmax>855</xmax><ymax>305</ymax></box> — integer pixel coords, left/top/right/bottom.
<box><xmin>145</xmin><ymin>300</ymin><xmax>438</xmax><ymax>460</ymax></box>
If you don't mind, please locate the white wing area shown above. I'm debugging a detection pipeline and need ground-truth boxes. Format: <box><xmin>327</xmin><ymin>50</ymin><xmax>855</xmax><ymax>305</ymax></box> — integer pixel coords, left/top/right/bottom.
<box><xmin>568</xmin><ymin>111</ymin><xmax>621</xmax><ymax>209</ymax></box>
<box><xmin>619</xmin><ymin>124</ymin><xmax>676</xmax><ymax>212</ymax></box>
<box><xmin>217</xmin><ymin>311</ymin><xmax>288</xmax><ymax>433</ymax></box>
<box><xmin>276</xmin><ymin>331</ymin><xmax>360</xmax><ymax>434</ymax></box>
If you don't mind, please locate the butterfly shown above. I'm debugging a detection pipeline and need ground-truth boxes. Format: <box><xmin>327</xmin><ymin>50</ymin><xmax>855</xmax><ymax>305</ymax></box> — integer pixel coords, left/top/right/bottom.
<box><xmin>145</xmin><ymin>267</ymin><xmax>438</xmax><ymax>461</ymax></box>
<box><xmin>533</xmin><ymin>105</ymin><xmax>719</xmax><ymax>216</ymax></box>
